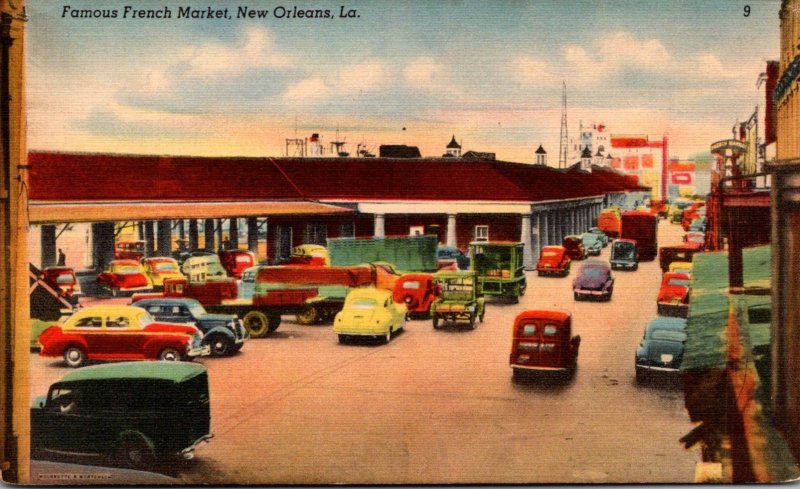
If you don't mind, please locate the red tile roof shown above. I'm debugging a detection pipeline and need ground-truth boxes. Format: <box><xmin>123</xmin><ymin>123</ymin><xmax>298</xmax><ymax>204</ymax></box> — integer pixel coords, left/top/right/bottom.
<box><xmin>27</xmin><ymin>151</ymin><xmax>643</xmax><ymax>204</ymax></box>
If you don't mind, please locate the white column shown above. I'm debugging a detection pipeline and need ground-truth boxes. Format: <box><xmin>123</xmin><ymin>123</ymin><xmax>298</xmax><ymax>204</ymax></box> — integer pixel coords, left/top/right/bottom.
<box><xmin>373</xmin><ymin>214</ymin><xmax>385</xmax><ymax>238</ymax></box>
<box><xmin>446</xmin><ymin>214</ymin><xmax>457</xmax><ymax>248</ymax></box>
<box><xmin>541</xmin><ymin>211</ymin><xmax>549</xmax><ymax>247</ymax></box>
<box><xmin>520</xmin><ymin>214</ymin><xmax>533</xmax><ymax>270</ymax></box>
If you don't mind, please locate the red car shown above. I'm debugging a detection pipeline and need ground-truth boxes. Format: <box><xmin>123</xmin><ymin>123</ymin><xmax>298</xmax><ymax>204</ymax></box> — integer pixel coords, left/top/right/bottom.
<box><xmin>219</xmin><ymin>249</ymin><xmax>256</xmax><ymax>279</ymax></box>
<box><xmin>393</xmin><ymin>273</ymin><xmax>440</xmax><ymax>318</ymax></box>
<box><xmin>656</xmin><ymin>272</ymin><xmax>691</xmax><ymax>317</ymax></box>
<box><xmin>37</xmin><ymin>305</ymin><xmax>210</xmax><ymax>367</ymax></box>
<box><xmin>536</xmin><ymin>246</ymin><xmax>571</xmax><ymax>277</ymax></box>
<box><xmin>41</xmin><ymin>266</ymin><xmax>82</xmax><ymax>298</ymax></box>
<box><xmin>96</xmin><ymin>259</ymin><xmax>152</xmax><ymax>297</ymax></box>
<box><xmin>510</xmin><ymin>310</ymin><xmax>580</xmax><ymax>381</ymax></box>
<box><xmin>683</xmin><ymin>231</ymin><xmax>706</xmax><ymax>250</ymax></box>
<box><xmin>562</xmin><ymin>235</ymin><xmax>587</xmax><ymax>261</ymax></box>
<box><xmin>114</xmin><ymin>240</ymin><xmax>146</xmax><ymax>260</ymax></box>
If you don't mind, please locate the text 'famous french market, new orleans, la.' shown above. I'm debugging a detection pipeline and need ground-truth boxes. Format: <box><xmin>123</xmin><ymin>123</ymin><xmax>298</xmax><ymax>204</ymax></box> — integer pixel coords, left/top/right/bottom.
<box><xmin>60</xmin><ymin>5</ymin><xmax>360</xmax><ymax>20</ymax></box>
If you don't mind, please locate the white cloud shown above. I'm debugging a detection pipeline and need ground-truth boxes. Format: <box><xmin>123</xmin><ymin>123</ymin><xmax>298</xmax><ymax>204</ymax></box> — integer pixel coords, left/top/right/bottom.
<box><xmin>282</xmin><ymin>78</ymin><xmax>329</xmax><ymax>103</ymax></box>
<box><xmin>597</xmin><ymin>32</ymin><xmax>671</xmax><ymax>71</ymax></box>
<box><xmin>338</xmin><ymin>59</ymin><xmax>391</xmax><ymax>91</ymax></box>
<box><xmin>403</xmin><ymin>57</ymin><xmax>446</xmax><ymax>88</ymax></box>
<box><xmin>513</xmin><ymin>56</ymin><xmax>559</xmax><ymax>85</ymax></box>
<box><xmin>181</xmin><ymin>25</ymin><xmax>290</xmax><ymax>78</ymax></box>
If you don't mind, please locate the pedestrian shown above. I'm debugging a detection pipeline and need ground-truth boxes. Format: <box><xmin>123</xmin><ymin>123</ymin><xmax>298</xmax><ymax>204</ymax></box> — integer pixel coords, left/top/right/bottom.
<box><xmin>57</xmin><ymin>248</ymin><xmax>66</xmax><ymax>266</ymax></box>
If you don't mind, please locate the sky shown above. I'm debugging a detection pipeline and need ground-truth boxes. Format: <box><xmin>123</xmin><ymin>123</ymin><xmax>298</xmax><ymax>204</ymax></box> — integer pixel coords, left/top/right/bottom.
<box><xmin>25</xmin><ymin>0</ymin><xmax>781</xmax><ymax>163</ymax></box>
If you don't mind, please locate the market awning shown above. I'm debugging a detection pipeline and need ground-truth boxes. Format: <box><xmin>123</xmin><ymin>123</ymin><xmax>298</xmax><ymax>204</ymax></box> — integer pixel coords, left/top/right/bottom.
<box><xmin>27</xmin><ymin>200</ymin><xmax>354</xmax><ymax>224</ymax></box>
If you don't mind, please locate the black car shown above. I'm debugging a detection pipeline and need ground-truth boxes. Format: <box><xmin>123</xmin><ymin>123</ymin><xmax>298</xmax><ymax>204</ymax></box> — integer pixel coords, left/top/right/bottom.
<box><xmin>437</xmin><ymin>246</ymin><xmax>470</xmax><ymax>270</ymax></box>
<box><xmin>572</xmin><ymin>259</ymin><xmax>615</xmax><ymax>301</ymax></box>
<box><xmin>635</xmin><ymin>317</ymin><xmax>687</xmax><ymax>382</ymax></box>
<box><xmin>134</xmin><ymin>297</ymin><xmax>248</xmax><ymax>356</ymax></box>
<box><xmin>31</xmin><ymin>362</ymin><xmax>212</xmax><ymax>469</ymax></box>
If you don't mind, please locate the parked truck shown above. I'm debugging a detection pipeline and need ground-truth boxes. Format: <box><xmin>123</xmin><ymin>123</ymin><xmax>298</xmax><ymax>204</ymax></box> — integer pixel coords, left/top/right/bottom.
<box><xmin>327</xmin><ymin>235</ymin><xmax>439</xmax><ymax>272</ymax></box>
<box><xmin>621</xmin><ymin>210</ymin><xmax>659</xmax><ymax>261</ymax></box>
<box><xmin>469</xmin><ymin>241</ymin><xmax>527</xmax><ymax>302</ymax></box>
<box><xmin>132</xmin><ymin>265</ymin><xmax>379</xmax><ymax>337</ymax></box>
<box><xmin>597</xmin><ymin>207</ymin><xmax>622</xmax><ymax>239</ymax></box>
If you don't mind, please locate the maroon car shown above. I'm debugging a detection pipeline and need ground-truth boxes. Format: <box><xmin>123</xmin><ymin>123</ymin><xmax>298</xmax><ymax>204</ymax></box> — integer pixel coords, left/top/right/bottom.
<box><xmin>563</xmin><ymin>235</ymin><xmax>587</xmax><ymax>261</ymax></box>
<box><xmin>656</xmin><ymin>272</ymin><xmax>691</xmax><ymax>317</ymax></box>
<box><xmin>96</xmin><ymin>259</ymin><xmax>152</xmax><ymax>297</ymax></box>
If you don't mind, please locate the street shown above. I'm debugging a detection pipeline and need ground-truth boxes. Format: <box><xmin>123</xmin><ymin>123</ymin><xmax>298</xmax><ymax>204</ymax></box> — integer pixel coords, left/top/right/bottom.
<box><xmin>28</xmin><ymin>220</ymin><xmax>699</xmax><ymax>484</ymax></box>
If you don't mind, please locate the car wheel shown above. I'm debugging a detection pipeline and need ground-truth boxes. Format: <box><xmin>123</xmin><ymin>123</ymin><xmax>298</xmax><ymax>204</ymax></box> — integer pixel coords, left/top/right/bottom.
<box><xmin>573</xmin><ymin>292</ymin><xmax>579</xmax><ymax>301</ymax></box>
<box><xmin>479</xmin><ymin>310</ymin><xmax>485</xmax><ymax>323</ymax></box>
<box><xmin>512</xmin><ymin>369</ymin><xmax>526</xmax><ymax>383</ymax></box>
<box><xmin>208</xmin><ymin>335</ymin><xmax>234</xmax><ymax>356</ymax></box>
<box><xmin>113</xmin><ymin>434</ymin><xmax>156</xmax><ymax>470</ymax></box>
<box><xmin>635</xmin><ymin>367</ymin><xmax>646</xmax><ymax>383</ymax></box>
<box><xmin>159</xmin><ymin>347</ymin><xmax>182</xmax><ymax>361</ymax></box>
<box><xmin>295</xmin><ymin>305</ymin><xmax>318</xmax><ymax>325</ymax></box>
<box><xmin>338</xmin><ymin>334</ymin><xmax>349</xmax><ymax>344</ymax></box>
<box><xmin>468</xmin><ymin>314</ymin><xmax>477</xmax><ymax>329</ymax></box>
<box><xmin>432</xmin><ymin>314</ymin><xmax>441</xmax><ymax>329</ymax></box>
<box><xmin>242</xmin><ymin>311</ymin><xmax>269</xmax><ymax>338</ymax></box>
<box><xmin>537</xmin><ymin>271</ymin><xmax>542</xmax><ymax>277</ymax></box>
<box><xmin>63</xmin><ymin>347</ymin><xmax>86</xmax><ymax>368</ymax></box>
<box><xmin>110</xmin><ymin>288</ymin><xmax>118</xmax><ymax>297</ymax></box>
<box><xmin>267</xmin><ymin>314</ymin><xmax>282</xmax><ymax>332</ymax></box>
<box><xmin>384</xmin><ymin>329</ymin><xmax>392</xmax><ymax>344</ymax></box>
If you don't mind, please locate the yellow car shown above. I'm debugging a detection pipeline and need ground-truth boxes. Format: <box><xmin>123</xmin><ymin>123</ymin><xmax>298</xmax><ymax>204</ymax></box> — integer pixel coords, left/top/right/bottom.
<box><xmin>333</xmin><ymin>287</ymin><xmax>407</xmax><ymax>344</ymax></box>
<box><xmin>141</xmin><ymin>256</ymin><xmax>185</xmax><ymax>290</ymax></box>
<box><xmin>668</xmin><ymin>261</ymin><xmax>693</xmax><ymax>276</ymax></box>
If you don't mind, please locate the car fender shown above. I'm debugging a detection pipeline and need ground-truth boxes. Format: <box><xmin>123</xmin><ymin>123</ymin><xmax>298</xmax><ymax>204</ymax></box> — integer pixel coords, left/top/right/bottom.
<box><xmin>142</xmin><ymin>336</ymin><xmax>190</xmax><ymax>359</ymax></box>
<box><xmin>201</xmin><ymin>325</ymin><xmax>235</xmax><ymax>341</ymax></box>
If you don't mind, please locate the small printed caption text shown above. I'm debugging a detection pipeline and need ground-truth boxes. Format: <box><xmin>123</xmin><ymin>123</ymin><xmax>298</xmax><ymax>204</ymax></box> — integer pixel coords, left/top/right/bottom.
<box><xmin>61</xmin><ymin>5</ymin><xmax>361</xmax><ymax>20</ymax></box>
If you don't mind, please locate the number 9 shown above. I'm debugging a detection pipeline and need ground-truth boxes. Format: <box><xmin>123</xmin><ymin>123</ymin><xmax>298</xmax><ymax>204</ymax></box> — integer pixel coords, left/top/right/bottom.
<box><xmin>744</xmin><ymin>5</ymin><xmax>750</xmax><ymax>17</ymax></box>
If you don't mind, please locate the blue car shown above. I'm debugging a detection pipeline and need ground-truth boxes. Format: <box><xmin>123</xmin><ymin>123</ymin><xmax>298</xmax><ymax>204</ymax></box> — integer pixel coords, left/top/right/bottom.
<box><xmin>635</xmin><ymin>317</ymin><xmax>686</xmax><ymax>382</ymax></box>
<box><xmin>134</xmin><ymin>297</ymin><xmax>248</xmax><ymax>356</ymax></box>
<box><xmin>581</xmin><ymin>233</ymin><xmax>603</xmax><ymax>256</ymax></box>
<box><xmin>587</xmin><ymin>227</ymin><xmax>609</xmax><ymax>247</ymax></box>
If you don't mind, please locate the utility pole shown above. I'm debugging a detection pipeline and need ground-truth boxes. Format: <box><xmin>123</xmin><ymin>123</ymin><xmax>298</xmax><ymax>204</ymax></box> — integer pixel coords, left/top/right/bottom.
<box><xmin>559</xmin><ymin>81</ymin><xmax>568</xmax><ymax>168</ymax></box>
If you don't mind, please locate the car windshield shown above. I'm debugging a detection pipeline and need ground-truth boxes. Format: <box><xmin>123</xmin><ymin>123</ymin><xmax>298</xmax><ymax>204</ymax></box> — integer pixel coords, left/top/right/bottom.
<box><xmin>581</xmin><ymin>267</ymin><xmax>607</xmax><ymax>279</ymax></box>
<box><xmin>137</xmin><ymin>311</ymin><xmax>153</xmax><ymax>327</ymax></box>
<box><xmin>582</xmin><ymin>235</ymin><xmax>597</xmax><ymax>245</ymax></box>
<box><xmin>56</xmin><ymin>274</ymin><xmax>75</xmax><ymax>284</ymax></box>
<box><xmin>189</xmin><ymin>303</ymin><xmax>207</xmax><ymax>317</ymax></box>
<box><xmin>402</xmin><ymin>281</ymin><xmax>421</xmax><ymax>290</ymax></box>
<box><xmin>541</xmin><ymin>251</ymin><xmax>558</xmax><ymax>257</ymax></box>
<box><xmin>650</xmin><ymin>329</ymin><xmax>686</xmax><ymax>342</ymax></box>
<box><xmin>613</xmin><ymin>244</ymin><xmax>635</xmax><ymax>260</ymax></box>
<box><xmin>668</xmin><ymin>278</ymin><xmax>690</xmax><ymax>287</ymax></box>
<box><xmin>154</xmin><ymin>262</ymin><xmax>178</xmax><ymax>272</ymax></box>
<box><xmin>115</xmin><ymin>265</ymin><xmax>142</xmax><ymax>274</ymax></box>
<box><xmin>349</xmin><ymin>297</ymin><xmax>378</xmax><ymax>309</ymax></box>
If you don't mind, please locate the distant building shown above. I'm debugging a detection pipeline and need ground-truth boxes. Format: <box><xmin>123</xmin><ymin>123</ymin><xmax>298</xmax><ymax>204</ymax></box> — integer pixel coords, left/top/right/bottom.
<box><xmin>378</xmin><ymin>145</ymin><xmax>421</xmax><ymax>158</ymax></box>
<box><xmin>534</xmin><ymin>145</ymin><xmax>547</xmax><ymax>165</ymax></box>
<box><xmin>463</xmin><ymin>151</ymin><xmax>495</xmax><ymax>160</ymax></box>
<box><xmin>445</xmin><ymin>135</ymin><xmax>462</xmax><ymax>157</ymax></box>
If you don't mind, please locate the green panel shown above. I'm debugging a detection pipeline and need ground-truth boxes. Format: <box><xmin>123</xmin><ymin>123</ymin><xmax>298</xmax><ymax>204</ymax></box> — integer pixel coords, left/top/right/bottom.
<box><xmin>681</xmin><ymin>245</ymin><xmax>771</xmax><ymax>372</ymax></box>
<box><xmin>327</xmin><ymin>235</ymin><xmax>438</xmax><ymax>271</ymax></box>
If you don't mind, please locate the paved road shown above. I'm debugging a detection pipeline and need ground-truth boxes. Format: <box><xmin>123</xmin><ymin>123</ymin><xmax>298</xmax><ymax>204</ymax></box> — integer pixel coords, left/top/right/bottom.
<box><xmin>29</xmin><ymin>219</ymin><xmax>699</xmax><ymax>484</ymax></box>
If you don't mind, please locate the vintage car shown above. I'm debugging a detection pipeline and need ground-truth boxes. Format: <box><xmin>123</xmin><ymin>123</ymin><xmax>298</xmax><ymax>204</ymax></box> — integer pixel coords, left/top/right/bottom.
<box><xmin>536</xmin><ymin>246</ymin><xmax>571</xmax><ymax>277</ymax></box>
<box><xmin>562</xmin><ymin>235</ymin><xmax>587</xmax><ymax>261</ymax></box>
<box><xmin>37</xmin><ymin>305</ymin><xmax>209</xmax><ymax>367</ymax></box>
<box><xmin>140</xmin><ymin>256</ymin><xmax>184</xmax><ymax>290</ymax></box>
<box><xmin>436</xmin><ymin>245</ymin><xmax>470</xmax><ymax>270</ymax></box>
<box><xmin>133</xmin><ymin>297</ymin><xmax>248</xmax><ymax>356</ymax></box>
<box><xmin>469</xmin><ymin>241</ymin><xmax>526</xmax><ymax>302</ymax></box>
<box><xmin>238</xmin><ymin>265</ymin><xmax>259</xmax><ymax>301</ymax></box>
<box><xmin>573</xmin><ymin>259</ymin><xmax>615</xmax><ymax>301</ymax></box>
<box><xmin>658</xmin><ymin>244</ymin><xmax>701</xmax><ymax>273</ymax></box>
<box><xmin>635</xmin><ymin>317</ymin><xmax>687</xmax><ymax>382</ymax></box>
<box><xmin>509</xmin><ymin>310</ymin><xmax>580</xmax><ymax>381</ymax></box>
<box><xmin>684</xmin><ymin>231</ymin><xmax>706</xmax><ymax>250</ymax></box>
<box><xmin>610</xmin><ymin>239</ymin><xmax>638</xmax><ymax>271</ymax></box>
<box><xmin>668</xmin><ymin>198</ymin><xmax>693</xmax><ymax>224</ymax></box>
<box><xmin>430</xmin><ymin>271</ymin><xmax>485</xmax><ymax>329</ymax></box>
<box><xmin>181</xmin><ymin>253</ymin><xmax>229</xmax><ymax>282</ymax></box>
<box><xmin>669</xmin><ymin>261</ymin><xmax>693</xmax><ymax>276</ymax></box>
<box><xmin>587</xmin><ymin>227</ymin><xmax>609</xmax><ymax>247</ymax></box>
<box><xmin>333</xmin><ymin>287</ymin><xmax>407</xmax><ymax>343</ymax></box>
<box><xmin>393</xmin><ymin>273</ymin><xmax>440</xmax><ymax>318</ymax></box>
<box><xmin>96</xmin><ymin>259</ymin><xmax>152</xmax><ymax>297</ymax></box>
<box><xmin>41</xmin><ymin>266</ymin><xmax>82</xmax><ymax>299</ymax></box>
<box><xmin>31</xmin><ymin>361</ymin><xmax>212</xmax><ymax>469</ymax></box>
<box><xmin>656</xmin><ymin>272</ymin><xmax>691</xmax><ymax>317</ymax></box>
<box><xmin>218</xmin><ymin>249</ymin><xmax>256</xmax><ymax>279</ymax></box>
<box><xmin>114</xmin><ymin>240</ymin><xmax>146</xmax><ymax>260</ymax></box>
<box><xmin>288</xmin><ymin>244</ymin><xmax>330</xmax><ymax>266</ymax></box>
<box><xmin>581</xmin><ymin>232</ymin><xmax>603</xmax><ymax>256</ymax></box>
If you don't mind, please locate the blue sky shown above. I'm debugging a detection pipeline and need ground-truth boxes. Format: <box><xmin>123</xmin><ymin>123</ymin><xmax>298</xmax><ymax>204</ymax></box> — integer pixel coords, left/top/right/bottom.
<box><xmin>26</xmin><ymin>0</ymin><xmax>780</xmax><ymax>162</ymax></box>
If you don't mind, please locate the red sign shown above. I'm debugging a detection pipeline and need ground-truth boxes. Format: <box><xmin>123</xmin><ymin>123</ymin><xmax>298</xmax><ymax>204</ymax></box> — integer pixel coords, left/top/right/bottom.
<box><xmin>667</xmin><ymin>162</ymin><xmax>696</xmax><ymax>172</ymax></box>
<box><xmin>641</xmin><ymin>154</ymin><xmax>654</xmax><ymax>169</ymax></box>
<box><xmin>623</xmin><ymin>155</ymin><xmax>639</xmax><ymax>170</ymax></box>
<box><xmin>671</xmin><ymin>173</ymin><xmax>693</xmax><ymax>184</ymax></box>
<box><xmin>611</xmin><ymin>137</ymin><xmax>649</xmax><ymax>148</ymax></box>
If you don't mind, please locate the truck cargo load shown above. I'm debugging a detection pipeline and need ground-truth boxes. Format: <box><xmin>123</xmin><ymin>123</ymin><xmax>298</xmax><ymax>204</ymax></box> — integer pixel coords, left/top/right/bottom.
<box><xmin>327</xmin><ymin>235</ymin><xmax>438</xmax><ymax>272</ymax></box>
<box><xmin>621</xmin><ymin>211</ymin><xmax>659</xmax><ymax>261</ymax></box>
<box><xmin>597</xmin><ymin>208</ymin><xmax>622</xmax><ymax>239</ymax></box>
